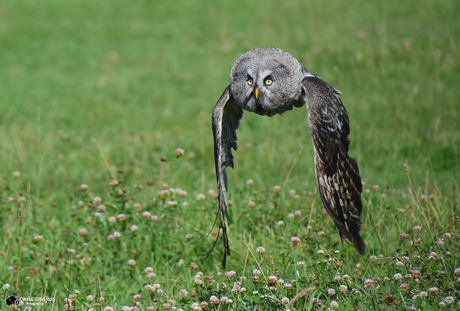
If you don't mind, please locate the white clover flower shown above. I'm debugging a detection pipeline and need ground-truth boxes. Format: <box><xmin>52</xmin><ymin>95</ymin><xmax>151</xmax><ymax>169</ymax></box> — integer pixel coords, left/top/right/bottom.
<box><xmin>428</xmin><ymin>252</ymin><xmax>437</xmax><ymax>260</ymax></box>
<box><xmin>224</xmin><ymin>270</ymin><xmax>236</xmax><ymax>278</ymax></box>
<box><xmin>326</xmin><ymin>288</ymin><xmax>336</xmax><ymax>296</ymax></box>
<box><xmin>330</xmin><ymin>300</ymin><xmax>339</xmax><ymax>309</ymax></box>
<box><xmin>130</xmin><ymin>225</ymin><xmax>138</xmax><ymax>232</ymax></box>
<box><xmin>144</xmin><ymin>267</ymin><xmax>154</xmax><ymax>274</ymax></box>
<box><xmin>256</xmin><ymin>246</ymin><xmax>266</xmax><ymax>254</ymax></box>
<box><xmin>179</xmin><ymin>289</ymin><xmax>188</xmax><ymax>297</ymax></box>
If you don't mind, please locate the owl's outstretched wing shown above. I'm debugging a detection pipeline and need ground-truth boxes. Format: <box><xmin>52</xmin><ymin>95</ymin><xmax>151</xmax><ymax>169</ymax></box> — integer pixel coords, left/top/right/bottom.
<box><xmin>302</xmin><ymin>73</ymin><xmax>365</xmax><ymax>255</ymax></box>
<box><xmin>209</xmin><ymin>85</ymin><xmax>243</xmax><ymax>268</ymax></box>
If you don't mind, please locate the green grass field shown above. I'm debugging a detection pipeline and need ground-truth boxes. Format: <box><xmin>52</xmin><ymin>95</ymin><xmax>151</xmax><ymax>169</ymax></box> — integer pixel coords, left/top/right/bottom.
<box><xmin>1</xmin><ymin>0</ymin><xmax>459</xmax><ymax>310</ymax></box>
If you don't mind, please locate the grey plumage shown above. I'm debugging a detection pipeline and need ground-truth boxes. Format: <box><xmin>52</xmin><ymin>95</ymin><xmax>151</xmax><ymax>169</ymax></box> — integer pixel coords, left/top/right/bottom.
<box><xmin>210</xmin><ymin>47</ymin><xmax>365</xmax><ymax>267</ymax></box>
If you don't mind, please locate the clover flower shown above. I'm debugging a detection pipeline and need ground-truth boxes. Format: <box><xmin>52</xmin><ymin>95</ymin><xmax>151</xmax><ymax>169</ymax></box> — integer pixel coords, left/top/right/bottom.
<box><xmin>117</xmin><ymin>214</ymin><xmax>126</xmax><ymax>221</ymax></box>
<box><xmin>256</xmin><ymin>246</ymin><xmax>266</xmax><ymax>254</ymax></box>
<box><xmin>412</xmin><ymin>225</ymin><xmax>422</xmax><ymax>232</ymax></box>
<box><xmin>209</xmin><ymin>295</ymin><xmax>219</xmax><ymax>305</ymax></box>
<box><xmin>130</xmin><ymin>225</ymin><xmax>138</xmax><ymax>232</ymax></box>
<box><xmin>33</xmin><ymin>234</ymin><xmax>44</xmax><ymax>242</ymax></box>
<box><xmin>428</xmin><ymin>252</ymin><xmax>437</xmax><ymax>260</ymax></box>
<box><xmin>454</xmin><ymin>267</ymin><xmax>460</xmax><ymax>276</ymax></box>
<box><xmin>330</xmin><ymin>300</ymin><xmax>339</xmax><ymax>309</ymax></box>
<box><xmin>224</xmin><ymin>270</ymin><xmax>236</xmax><ymax>278</ymax></box>
<box><xmin>93</xmin><ymin>196</ymin><xmax>102</xmax><ymax>204</ymax></box>
<box><xmin>157</xmin><ymin>189</ymin><xmax>169</xmax><ymax>198</ymax></box>
<box><xmin>267</xmin><ymin>275</ymin><xmax>277</xmax><ymax>286</ymax></box>
<box><xmin>339</xmin><ymin>285</ymin><xmax>348</xmax><ymax>293</ymax></box>
<box><xmin>399</xmin><ymin>232</ymin><xmax>409</xmax><ymax>241</ymax></box>
<box><xmin>179</xmin><ymin>289</ymin><xmax>188</xmax><ymax>297</ymax></box>
<box><xmin>419</xmin><ymin>291</ymin><xmax>428</xmax><ymax>298</ymax></box>
<box><xmin>428</xmin><ymin>287</ymin><xmax>438</xmax><ymax>296</ymax></box>
<box><xmin>175</xmin><ymin>148</ymin><xmax>185</xmax><ymax>157</ymax></box>
<box><xmin>78</xmin><ymin>227</ymin><xmax>88</xmax><ymax>237</ymax></box>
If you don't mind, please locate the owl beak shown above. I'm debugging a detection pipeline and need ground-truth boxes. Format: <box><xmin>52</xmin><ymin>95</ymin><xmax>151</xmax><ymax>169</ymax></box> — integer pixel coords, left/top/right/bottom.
<box><xmin>254</xmin><ymin>87</ymin><xmax>261</xmax><ymax>100</ymax></box>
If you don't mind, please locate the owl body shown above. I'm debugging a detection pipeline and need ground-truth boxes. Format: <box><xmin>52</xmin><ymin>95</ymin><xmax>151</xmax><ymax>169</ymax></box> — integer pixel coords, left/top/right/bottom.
<box><xmin>211</xmin><ymin>47</ymin><xmax>365</xmax><ymax>267</ymax></box>
<box><xmin>230</xmin><ymin>47</ymin><xmax>305</xmax><ymax>116</ymax></box>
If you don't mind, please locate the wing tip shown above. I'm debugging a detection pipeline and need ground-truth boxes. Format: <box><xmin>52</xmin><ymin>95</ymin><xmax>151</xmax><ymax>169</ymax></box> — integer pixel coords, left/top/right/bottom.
<box><xmin>339</xmin><ymin>225</ymin><xmax>366</xmax><ymax>256</ymax></box>
<box><xmin>354</xmin><ymin>236</ymin><xmax>366</xmax><ymax>256</ymax></box>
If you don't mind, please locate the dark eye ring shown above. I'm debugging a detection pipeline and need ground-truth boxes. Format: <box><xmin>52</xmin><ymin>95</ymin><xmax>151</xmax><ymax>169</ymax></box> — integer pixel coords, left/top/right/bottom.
<box><xmin>264</xmin><ymin>78</ymin><xmax>273</xmax><ymax>86</ymax></box>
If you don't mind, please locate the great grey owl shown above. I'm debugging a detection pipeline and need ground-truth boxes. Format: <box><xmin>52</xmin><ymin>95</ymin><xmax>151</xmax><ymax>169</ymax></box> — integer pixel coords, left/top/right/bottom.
<box><xmin>210</xmin><ymin>47</ymin><xmax>365</xmax><ymax>267</ymax></box>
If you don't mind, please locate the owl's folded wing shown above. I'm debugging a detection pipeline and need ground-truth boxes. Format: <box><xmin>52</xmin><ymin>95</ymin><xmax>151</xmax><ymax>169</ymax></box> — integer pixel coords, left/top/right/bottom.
<box><xmin>209</xmin><ymin>86</ymin><xmax>244</xmax><ymax>267</ymax></box>
<box><xmin>302</xmin><ymin>73</ymin><xmax>365</xmax><ymax>255</ymax></box>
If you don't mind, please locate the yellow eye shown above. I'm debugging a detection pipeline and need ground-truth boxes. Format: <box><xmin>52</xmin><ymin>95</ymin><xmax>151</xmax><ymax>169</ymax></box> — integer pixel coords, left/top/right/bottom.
<box><xmin>247</xmin><ymin>78</ymin><xmax>253</xmax><ymax>86</ymax></box>
<box><xmin>264</xmin><ymin>78</ymin><xmax>273</xmax><ymax>86</ymax></box>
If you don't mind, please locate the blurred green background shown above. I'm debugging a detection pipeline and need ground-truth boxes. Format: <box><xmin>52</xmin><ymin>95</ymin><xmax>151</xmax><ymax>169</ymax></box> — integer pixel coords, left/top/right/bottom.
<box><xmin>0</xmin><ymin>0</ymin><xmax>458</xmax><ymax>199</ymax></box>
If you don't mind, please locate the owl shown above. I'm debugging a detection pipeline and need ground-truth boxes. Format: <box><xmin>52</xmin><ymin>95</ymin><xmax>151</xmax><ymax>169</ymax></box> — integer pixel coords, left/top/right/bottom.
<box><xmin>210</xmin><ymin>47</ymin><xmax>365</xmax><ymax>267</ymax></box>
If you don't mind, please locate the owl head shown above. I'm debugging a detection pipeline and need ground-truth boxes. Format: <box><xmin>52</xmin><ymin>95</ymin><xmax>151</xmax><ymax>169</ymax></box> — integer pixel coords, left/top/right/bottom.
<box><xmin>229</xmin><ymin>47</ymin><xmax>304</xmax><ymax>116</ymax></box>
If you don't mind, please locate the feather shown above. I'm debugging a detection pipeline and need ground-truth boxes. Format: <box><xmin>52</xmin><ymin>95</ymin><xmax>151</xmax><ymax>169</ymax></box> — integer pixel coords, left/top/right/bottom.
<box><xmin>209</xmin><ymin>86</ymin><xmax>243</xmax><ymax>267</ymax></box>
<box><xmin>302</xmin><ymin>72</ymin><xmax>365</xmax><ymax>255</ymax></box>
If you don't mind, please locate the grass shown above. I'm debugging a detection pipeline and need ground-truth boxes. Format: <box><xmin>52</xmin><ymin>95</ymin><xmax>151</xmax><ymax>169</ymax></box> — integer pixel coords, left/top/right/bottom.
<box><xmin>0</xmin><ymin>0</ymin><xmax>459</xmax><ymax>310</ymax></box>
